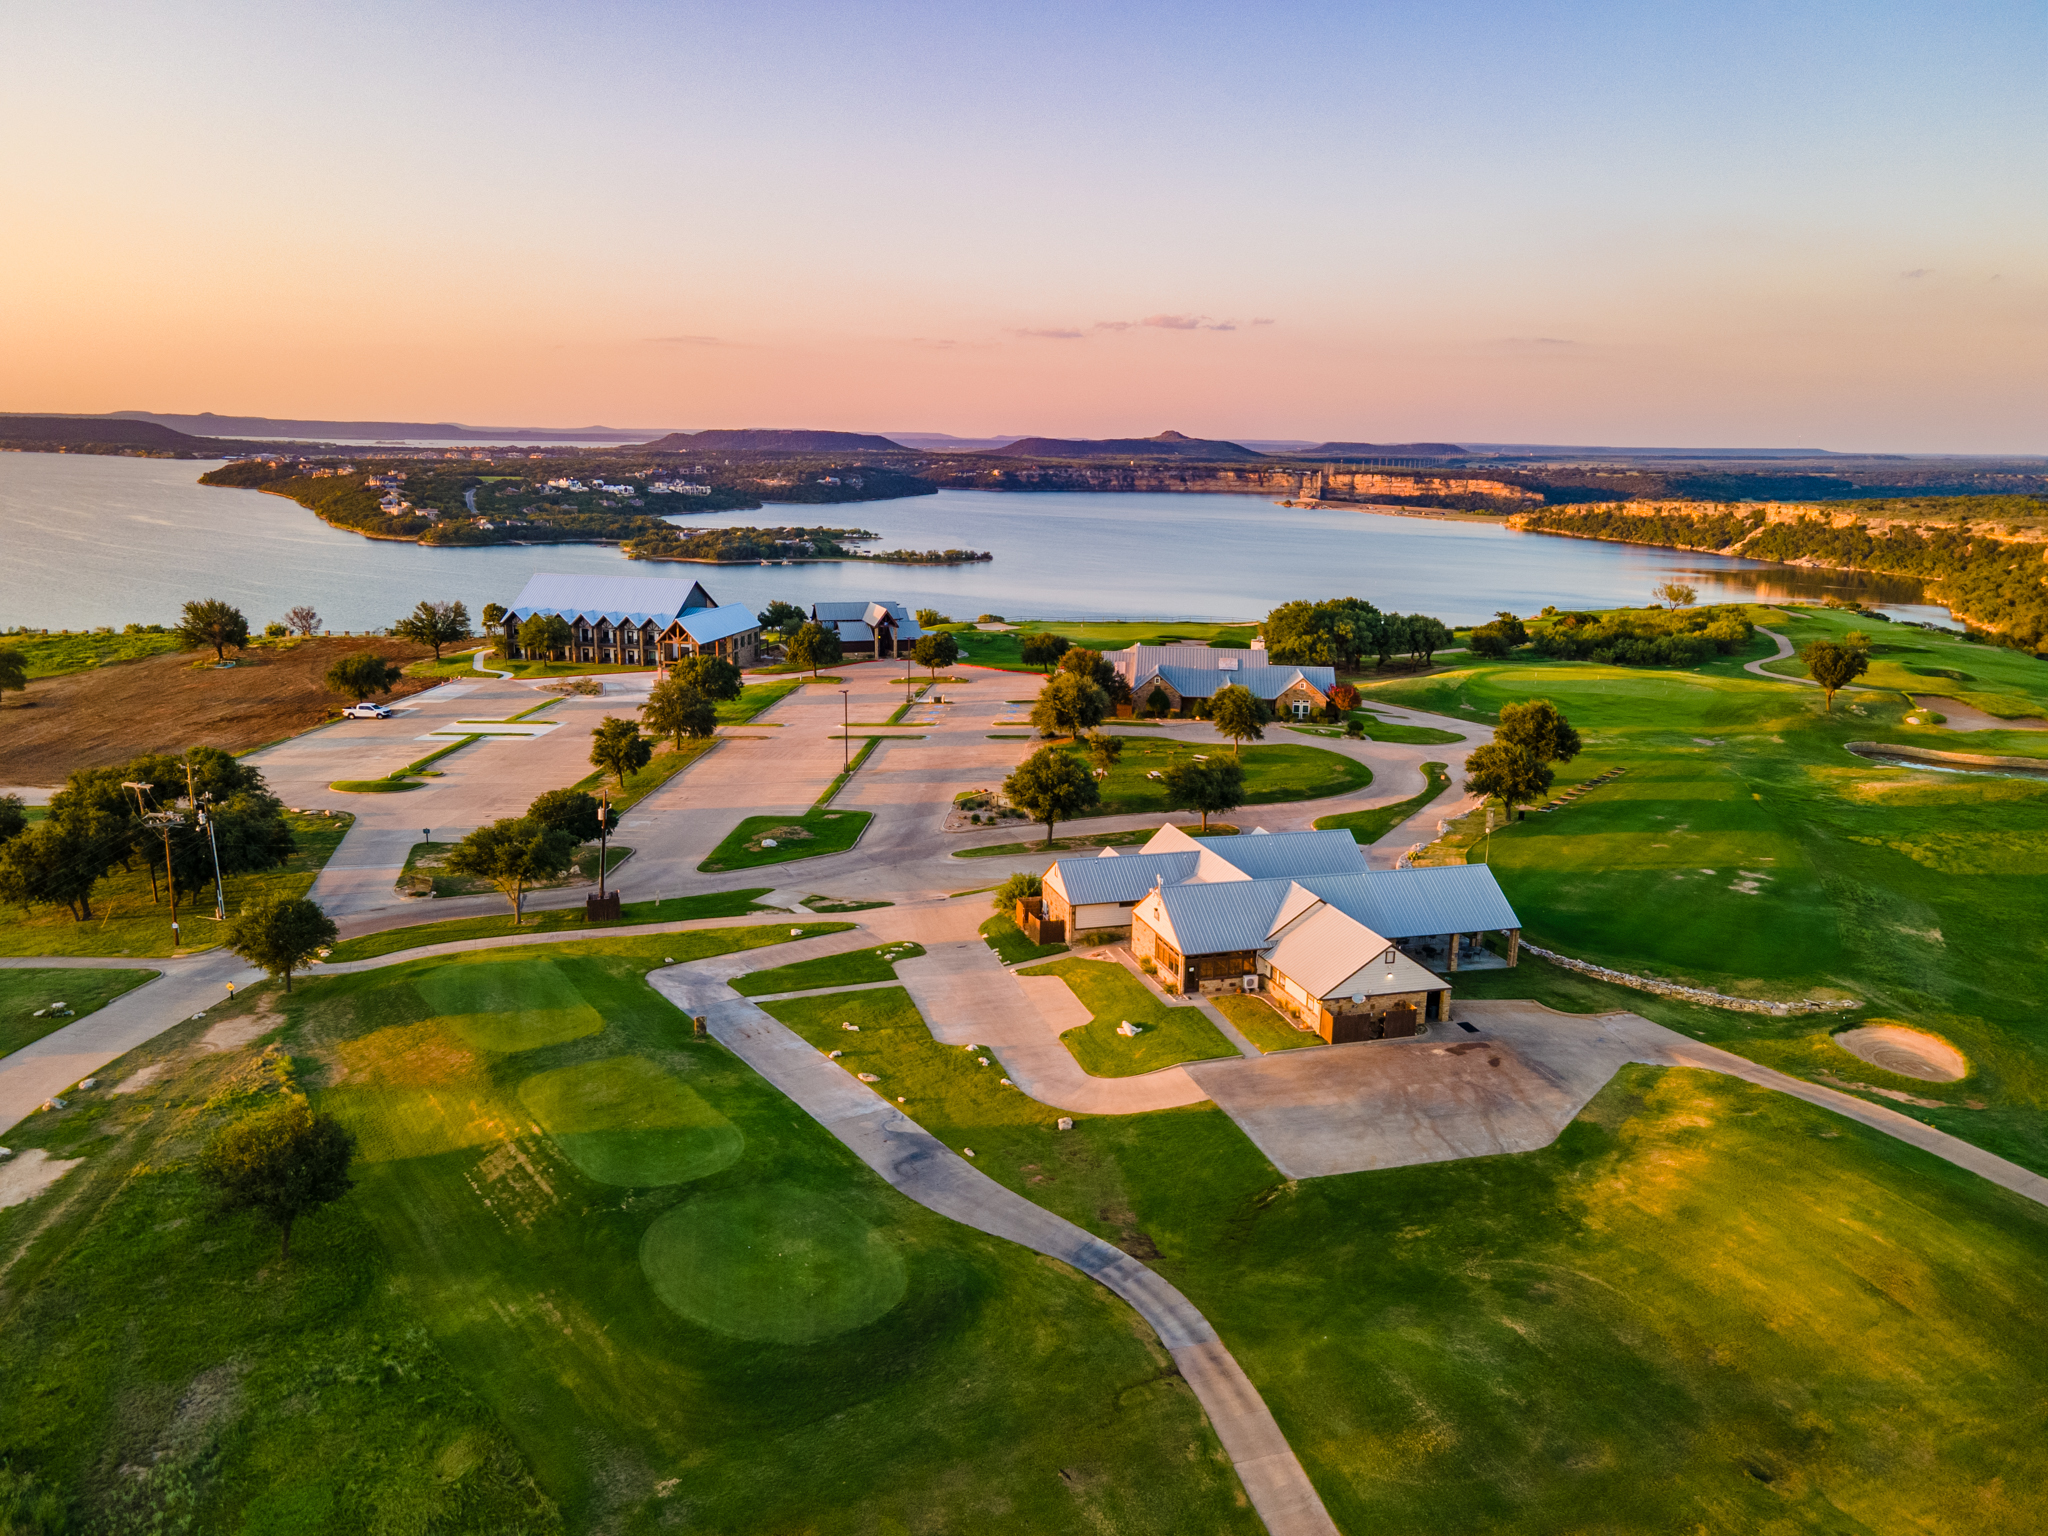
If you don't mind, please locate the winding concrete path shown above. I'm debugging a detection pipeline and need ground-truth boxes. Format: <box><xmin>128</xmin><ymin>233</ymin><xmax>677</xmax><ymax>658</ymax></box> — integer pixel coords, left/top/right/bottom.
<box><xmin>647</xmin><ymin>958</ymin><xmax>1341</xmax><ymax>1536</ymax></box>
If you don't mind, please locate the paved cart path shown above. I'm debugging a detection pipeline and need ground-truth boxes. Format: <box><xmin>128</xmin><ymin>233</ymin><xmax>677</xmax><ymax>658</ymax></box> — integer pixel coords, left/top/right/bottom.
<box><xmin>648</xmin><ymin>957</ymin><xmax>1341</xmax><ymax>1536</ymax></box>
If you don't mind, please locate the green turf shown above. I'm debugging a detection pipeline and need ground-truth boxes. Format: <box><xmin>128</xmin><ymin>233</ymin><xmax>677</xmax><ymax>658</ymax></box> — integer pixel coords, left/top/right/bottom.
<box><xmin>1018</xmin><ymin>958</ymin><xmax>1238</xmax><ymax>1075</ymax></box>
<box><xmin>1210</xmin><ymin>993</ymin><xmax>1320</xmax><ymax>1052</ymax></box>
<box><xmin>1044</xmin><ymin>738</ymin><xmax>1372</xmax><ymax>817</ymax></box>
<box><xmin>329</xmin><ymin>777</ymin><xmax>423</xmax><ymax>792</ymax></box>
<box><xmin>801</xmin><ymin>896</ymin><xmax>893</xmax><ymax>912</ymax></box>
<box><xmin>0</xmin><ymin>812</ymin><xmax>352</xmax><ymax>959</ymax></box>
<box><xmin>718</xmin><ymin>679</ymin><xmax>799</xmax><ymax>723</ymax></box>
<box><xmin>1356</xmin><ymin>640</ymin><xmax>2048</xmax><ymax>1173</ymax></box>
<box><xmin>571</xmin><ymin>735</ymin><xmax>721</xmax><ymax>812</ymax></box>
<box><xmin>0</xmin><ymin>929</ymin><xmax>1257</xmax><ymax>1530</ymax></box>
<box><xmin>322</xmin><ymin>888</ymin><xmax>777</xmax><ymax>961</ymax></box>
<box><xmin>639</xmin><ymin>1186</ymin><xmax>909</xmax><ymax>1343</ymax></box>
<box><xmin>519</xmin><ymin>1055</ymin><xmax>742</xmax><ymax>1185</ymax></box>
<box><xmin>980</xmin><ymin>911</ymin><xmax>1068</xmax><ymax>965</ymax></box>
<box><xmin>730</xmin><ymin>941</ymin><xmax>926</xmax><ymax>996</ymax></box>
<box><xmin>699</xmin><ymin>808</ymin><xmax>873</xmax><ymax>871</ymax></box>
<box><xmin>1313</xmin><ymin>761</ymin><xmax>1453</xmax><ymax>844</ymax></box>
<box><xmin>1349</xmin><ymin>710</ymin><xmax>1467</xmax><ymax>744</ymax></box>
<box><xmin>944</xmin><ymin>622</ymin><xmax>1257</xmax><ymax>672</ymax></box>
<box><xmin>413</xmin><ymin>957</ymin><xmax>605</xmax><ymax>1051</ymax></box>
<box><xmin>0</xmin><ymin>968</ymin><xmax>158</xmax><ymax>1059</ymax></box>
<box><xmin>7</xmin><ymin>628</ymin><xmax>191</xmax><ymax>679</ymax></box>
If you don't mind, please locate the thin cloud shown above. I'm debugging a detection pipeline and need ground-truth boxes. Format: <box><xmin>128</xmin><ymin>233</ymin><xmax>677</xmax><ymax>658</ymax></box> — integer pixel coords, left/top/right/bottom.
<box><xmin>645</xmin><ymin>334</ymin><xmax>724</xmax><ymax>346</ymax></box>
<box><xmin>1901</xmin><ymin>268</ymin><xmax>1933</xmax><ymax>280</ymax></box>
<box><xmin>1142</xmin><ymin>314</ymin><xmax>1203</xmax><ymax>330</ymax></box>
<box><xmin>1013</xmin><ymin>327</ymin><xmax>1084</xmax><ymax>340</ymax></box>
<box><xmin>1251</xmin><ymin>317</ymin><xmax>1276</xmax><ymax>326</ymax></box>
<box><xmin>1090</xmin><ymin>314</ymin><xmax>1243</xmax><ymax>333</ymax></box>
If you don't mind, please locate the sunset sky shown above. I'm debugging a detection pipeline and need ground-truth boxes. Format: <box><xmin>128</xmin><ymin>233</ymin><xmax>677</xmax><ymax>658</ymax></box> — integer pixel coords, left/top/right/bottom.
<box><xmin>4</xmin><ymin>0</ymin><xmax>2042</xmax><ymax>451</ymax></box>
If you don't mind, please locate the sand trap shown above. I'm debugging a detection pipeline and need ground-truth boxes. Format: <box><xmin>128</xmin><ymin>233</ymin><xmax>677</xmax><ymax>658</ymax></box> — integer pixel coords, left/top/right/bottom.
<box><xmin>1911</xmin><ymin>695</ymin><xmax>2048</xmax><ymax>732</ymax></box>
<box><xmin>0</xmin><ymin>1149</ymin><xmax>83</xmax><ymax>1209</ymax></box>
<box><xmin>1832</xmin><ymin>1023</ymin><xmax>1967</xmax><ymax>1082</ymax></box>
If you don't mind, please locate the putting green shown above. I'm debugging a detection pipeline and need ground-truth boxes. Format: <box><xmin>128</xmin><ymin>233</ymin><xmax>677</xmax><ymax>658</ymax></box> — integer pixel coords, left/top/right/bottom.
<box><xmin>414</xmin><ymin>958</ymin><xmax>603</xmax><ymax>1052</ymax></box>
<box><xmin>518</xmin><ymin>1056</ymin><xmax>742</xmax><ymax>1186</ymax></box>
<box><xmin>640</xmin><ymin>1186</ymin><xmax>908</xmax><ymax>1344</ymax></box>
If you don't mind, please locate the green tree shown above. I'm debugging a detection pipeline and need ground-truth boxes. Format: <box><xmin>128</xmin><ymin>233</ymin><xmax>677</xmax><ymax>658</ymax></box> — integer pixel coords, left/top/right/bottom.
<box><xmin>758</xmin><ymin>600</ymin><xmax>807</xmax><ymax>636</ymax></box>
<box><xmin>1495</xmin><ymin>699</ymin><xmax>1582</xmax><ymax>765</ymax></box>
<box><xmin>1402</xmin><ymin>614</ymin><xmax>1454</xmax><ymax>667</ymax></box>
<box><xmin>1003</xmin><ymin>747</ymin><xmax>1101</xmax><ymax>848</ymax></box>
<box><xmin>1020</xmin><ymin>632</ymin><xmax>1071</xmax><ymax>672</ymax></box>
<box><xmin>1653</xmin><ymin>582</ymin><xmax>1700</xmax><ymax>610</ymax></box>
<box><xmin>517</xmin><ymin>612</ymin><xmax>574</xmax><ymax>661</ymax></box>
<box><xmin>177</xmin><ymin>598</ymin><xmax>250</xmax><ymax>662</ymax></box>
<box><xmin>912</xmin><ymin>631</ymin><xmax>960</xmax><ymax>679</ymax></box>
<box><xmin>481</xmin><ymin>602</ymin><xmax>506</xmax><ymax>630</ymax></box>
<box><xmin>0</xmin><ymin>648</ymin><xmax>28</xmax><ymax>705</ymax></box>
<box><xmin>786</xmin><ymin>620</ymin><xmax>842</xmax><ymax>678</ymax></box>
<box><xmin>198</xmin><ymin>1094</ymin><xmax>355</xmax><ymax>1261</ymax></box>
<box><xmin>1463</xmin><ymin>742</ymin><xmax>1553</xmax><ymax>813</ymax></box>
<box><xmin>992</xmin><ymin>870</ymin><xmax>1042</xmax><ymax>913</ymax></box>
<box><xmin>1802</xmin><ymin>638</ymin><xmax>1870</xmax><ymax>712</ymax></box>
<box><xmin>1467</xmin><ymin>623</ymin><xmax>1513</xmax><ymax>659</ymax></box>
<box><xmin>1030</xmin><ymin>671</ymin><xmax>1109</xmax><ymax>740</ymax></box>
<box><xmin>1261</xmin><ymin>597</ymin><xmax>1384</xmax><ymax>670</ymax></box>
<box><xmin>589</xmin><ymin>715</ymin><xmax>652</xmax><ymax>788</ymax></box>
<box><xmin>224</xmin><ymin>894</ymin><xmax>337</xmax><ymax>993</ymax></box>
<box><xmin>324</xmin><ymin>651</ymin><xmax>404</xmax><ymax>702</ymax></box>
<box><xmin>642</xmin><ymin>680</ymin><xmax>718</xmax><ymax>748</ymax></box>
<box><xmin>914</xmin><ymin>608</ymin><xmax>948</xmax><ymax>628</ymax></box>
<box><xmin>391</xmin><ymin>599</ymin><xmax>472</xmax><ymax>661</ymax></box>
<box><xmin>1163</xmin><ymin>756</ymin><xmax>1244</xmax><ymax>832</ymax></box>
<box><xmin>1085</xmin><ymin>731</ymin><xmax>1124</xmax><ymax>774</ymax></box>
<box><xmin>1209</xmin><ymin>684</ymin><xmax>1267</xmax><ymax>757</ymax></box>
<box><xmin>0</xmin><ymin>818</ymin><xmax>107</xmax><ymax>920</ymax></box>
<box><xmin>526</xmin><ymin>788</ymin><xmax>603</xmax><ymax>843</ymax></box>
<box><xmin>445</xmin><ymin>816</ymin><xmax>579</xmax><ymax>922</ymax></box>
<box><xmin>669</xmin><ymin>653</ymin><xmax>742</xmax><ymax>700</ymax></box>
<box><xmin>1146</xmin><ymin>683</ymin><xmax>1171</xmax><ymax>718</ymax></box>
<box><xmin>0</xmin><ymin>793</ymin><xmax>26</xmax><ymax>845</ymax></box>
<box><xmin>1490</xmin><ymin>611</ymin><xmax>1529</xmax><ymax>645</ymax></box>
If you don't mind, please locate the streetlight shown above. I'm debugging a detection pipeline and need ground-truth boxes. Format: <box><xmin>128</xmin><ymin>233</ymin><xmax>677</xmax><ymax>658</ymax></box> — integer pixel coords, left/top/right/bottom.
<box><xmin>596</xmin><ymin>794</ymin><xmax>612</xmax><ymax>900</ymax></box>
<box><xmin>839</xmin><ymin>689</ymin><xmax>850</xmax><ymax>772</ymax></box>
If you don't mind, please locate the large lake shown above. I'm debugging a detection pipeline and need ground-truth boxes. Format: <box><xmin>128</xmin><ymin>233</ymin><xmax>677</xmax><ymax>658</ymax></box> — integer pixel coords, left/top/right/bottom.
<box><xmin>0</xmin><ymin>451</ymin><xmax>1942</xmax><ymax>631</ymax></box>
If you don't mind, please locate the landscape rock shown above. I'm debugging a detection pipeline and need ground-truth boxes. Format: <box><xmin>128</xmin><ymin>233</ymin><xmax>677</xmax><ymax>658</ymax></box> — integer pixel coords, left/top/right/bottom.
<box><xmin>857</xmin><ymin>1072</ymin><xmax>880</xmax><ymax>1083</ymax></box>
<box><xmin>1520</xmin><ymin>941</ymin><xmax>1859</xmax><ymax>1016</ymax></box>
<box><xmin>1057</xmin><ymin>1117</ymin><xmax>1074</xmax><ymax>1131</ymax></box>
<box><xmin>1116</xmin><ymin>1021</ymin><xmax>1141</xmax><ymax>1037</ymax></box>
<box><xmin>78</xmin><ymin>1078</ymin><xmax>97</xmax><ymax>1090</ymax></box>
<box><xmin>827</xmin><ymin>1049</ymin><xmax>844</xmax><ymax>1059</ymax></box>
<box><xmin>841</xmin><ymin>1022</ymin><xmax>860</xmax><ymax>1031</ymax></box>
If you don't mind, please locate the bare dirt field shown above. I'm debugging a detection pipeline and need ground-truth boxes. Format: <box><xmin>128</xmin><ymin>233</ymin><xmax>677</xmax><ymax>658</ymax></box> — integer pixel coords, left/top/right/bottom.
<box><xmin>0</xmin><ymin>638</ymin><xmax>434</xmax><ymax>785</ymax></box>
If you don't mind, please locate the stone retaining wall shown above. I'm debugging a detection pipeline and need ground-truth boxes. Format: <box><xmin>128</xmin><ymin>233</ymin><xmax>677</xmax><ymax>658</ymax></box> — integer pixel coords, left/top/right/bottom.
<box><xmin>1519</xmin><ymin>941</ymin><xmax>1858</xmax><ymax>1017</ymax></box>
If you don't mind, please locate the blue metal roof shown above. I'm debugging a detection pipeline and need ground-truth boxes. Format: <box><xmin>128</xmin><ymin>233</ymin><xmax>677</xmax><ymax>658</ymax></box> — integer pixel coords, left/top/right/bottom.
<box><xmin>1154</xmin><ymin>880</ymin><xmax>1293</xmax><ymax>954</ymax></box>
<box><xmin>1296</xmin><ymin>866</ymin><xmax>1522</xmax><ymax>941</ymax></box>
<box><xmin>676</xmin><ymin>603</ymin><xmax>761</xmax><ymax>644</ymax></box>
<box><xmin>1051</xmin><ymin>851</ymin><xmax>1199</xmax><ymax>905</ymax></box>
<box><xmin>507</xmin><ymin>573</ymin><xmax>720</xmax><ymax>622</ymax></box>
<box><xmin>1192</xmin><ymin>829</ymin><xmax>1363</xmax><ymax>880</ymax></box>
<box><xmin>1143</xmin><ymin>664</ymin><xmax>1335</xmax><ymax>701</ymax></box>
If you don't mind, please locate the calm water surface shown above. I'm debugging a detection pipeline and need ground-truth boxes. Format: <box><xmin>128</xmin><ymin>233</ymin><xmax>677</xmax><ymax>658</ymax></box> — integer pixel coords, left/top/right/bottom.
<box><xmin>0</xmin><ymin>451</ymin><xmax>1935</xmax><ymax>631</ymax></box>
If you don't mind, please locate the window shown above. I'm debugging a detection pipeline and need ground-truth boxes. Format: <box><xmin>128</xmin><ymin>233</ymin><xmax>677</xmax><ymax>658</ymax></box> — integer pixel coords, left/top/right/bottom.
<box><xmin>1291</xmin><ymin>700</ymin><xmax>1310</xmax><ymax>719</ymax></box>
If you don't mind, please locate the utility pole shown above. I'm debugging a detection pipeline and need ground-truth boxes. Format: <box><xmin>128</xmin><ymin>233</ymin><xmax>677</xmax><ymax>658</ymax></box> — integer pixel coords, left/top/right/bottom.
<box><xmin>839</xmin><ymin>689</ymin><xmax>850</xmax><ymax>771</ymax></box>
<box><xmin>123</xmin><ymin>781</ymin><xmax>182</xmax><ymax>951</ymax></box>
<box><xmin>185</xmin><ymin>757</ymin><xmax>227</xmax><ymax>920</ymax></box>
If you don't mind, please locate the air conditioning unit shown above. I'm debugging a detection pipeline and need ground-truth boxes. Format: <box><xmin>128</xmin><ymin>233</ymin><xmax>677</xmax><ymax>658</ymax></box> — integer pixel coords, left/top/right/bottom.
<box><xmin>1241</xmin><ymin>975</ymin><xmax>1260</xmax><ymax>994</ymax></box>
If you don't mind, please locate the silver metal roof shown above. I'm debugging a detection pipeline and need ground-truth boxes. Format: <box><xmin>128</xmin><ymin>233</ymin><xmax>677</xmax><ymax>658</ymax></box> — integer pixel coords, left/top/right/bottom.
<box><xmin>1139</xmin><ymin>663</ymin><xmax>1335</xmax><ymax>701</ymax></box>
<box><xmin>509</xmin><ymin>572</ymin><xmax>718</xmax><ymax>619</ymax></box>
<box><xmin>1154</xmin><ymin>880</ymin><xmax>1293</xmax><ymax>954</ymax></box>
<box><xmin>675</xmin><ymin>604</ymin><xmax>762</xmax><ymax>644</ymax></box>
<box><xmin>1050</xmin><ymin>851</ymin><xmax>1198</xmax><ymax>905</ymax></box>
<box><xmin>1193</xmin><ymin>829</ymin><xmax>1363</xmax><ymax>880</ymax></box>
<box><xmin>1297</xmin><ymin>865</ymin><xmax>1522</xmax><ymax>941</ymax></box>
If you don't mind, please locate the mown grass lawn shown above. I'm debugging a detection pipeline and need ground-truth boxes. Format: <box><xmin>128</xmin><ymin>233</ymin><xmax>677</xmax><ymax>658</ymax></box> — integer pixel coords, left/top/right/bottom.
<box><xmin>323</xmin><ymin>888</ymin><xmax>778</xmax><ymax>962</ymax></box>
<box><xmin>1053</xmin><ymin>738</ymin><xmax>1371</xmax><ymax>817</ymax></box>
<box><xmin>1313</xmin><ymin>761</ymin><xmax>1452</xmax><ymax>845</ymax></box>
<box><xmin>731</xmin><ymin>941</ymin><xmax>926</xmax><ymax>996</ymax></box>
<box><xmin>10</xmin><ymin>628</ymin><xmax>192</xmax><ymax>678</ymax></box>
<box><xmin>1018</xmin><ymin>957</ymin><xmax>1237</xmax><ymax>1076</ymax></box>
<box><xmin>1761</xmin><ymin>604</ymin><xmax>2048</xmax><ymax>726</ymax></box>
<box><xmin>0</xmin><ymin>930</ymin><xmax>1257</xmax><ymax>1532</ymax></box>
<box><xmin>944</xmin><ymin>623</ymin><xmax>1256</xmax><ymax>672</ymax></box>
<box><xmin>980</xmin><ymin>911</ymin><xmax>1068</xmax><ymax>965</ymax></box>
<box><xmin>0</xmin><ymin>967</ymin><xmax>158</xmax><ymax>1058</ymax></box>
<box><xmin>0</xmin><ymin>812</ymin><xmax>353</xmax><ymax>959</ymax></box>
<box><xmin>1210</xmin><ymin>993</ymin><xmax>1320</xmax><ymax>1053</ymax></box>
<box><xmin>700</xmin><ymin>808</ymin><xmax>872</xmax><ymax>871</ymax></box>
<box><xmin>955</xmin><ymin>824</ymin><xmax>1236</xmax><ymax>859</ymax></box>
<box><xmin>1358</xmin><ymin>638</ymin><xmax>2048</xmax><ymax>1174</ymax></box>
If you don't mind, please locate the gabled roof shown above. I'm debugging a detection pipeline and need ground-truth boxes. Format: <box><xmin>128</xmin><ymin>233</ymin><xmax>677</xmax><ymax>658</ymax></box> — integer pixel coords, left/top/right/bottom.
<box><xmin>1047</xmin><ymin>850</ymin><xmax>1198</xmax><ymax>905</ymax></box>
<box><xmin>1264</xmin><ymin>905</ymin><xmax>1442</xmax><ymax>999</ymax></box>
<box><xmin>508</xmin><ymin>572</ymin><xmax>723</xmax><ymax>621</ymax></box>
<box><xmin>675</xmin><ymin>603</ymin><xmax>761</xmax><ymax>645</ymax></box>
<box><xmin>1295</xmin><ymin>865</ymin><xmax>1522</xmax><ymax>941</ymax></box>
<box><xmin>811</xmin><ymin>600</ymin><xmax>925</xmax><ymax>645</ymax></box>
<box><xmin>1147</xmin><ymin>879</ymin><xmax>1296</xmax><ymax>955</ymax></box>
<box><xmin>1137</xmin><ymin>664</ymin><xmax>1335</xmax><ymax>701</ymax></box>
<box><xmin>1178</xmin><ymin>827</ymin><xmax>1365</xmax><ymax>881</ymax></box>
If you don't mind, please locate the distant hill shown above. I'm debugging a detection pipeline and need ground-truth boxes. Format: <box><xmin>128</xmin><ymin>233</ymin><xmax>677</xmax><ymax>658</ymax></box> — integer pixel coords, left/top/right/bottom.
<box><xmin>981</xmin><ymin>429</ymin><xmax>1265</xmax><ymax>461</ymax></box>
<box><xmin>108</xmin><ymin>412</ymin><xmax>661</xmax><ymax>443</ymax></box>
<box><xmin>1294</xmin><ymin>441</ymin><xmax>1470</xmax><ymax>460</ymax></box>
<box><xmin>636</xmin><ymin>429</ymin><xmax>910</xmax><ymax>453</ymax></box>
<box><xmin>0</xmin><ymin>415</ymin><xmax>211</xmax><ymax>449</ymax></box>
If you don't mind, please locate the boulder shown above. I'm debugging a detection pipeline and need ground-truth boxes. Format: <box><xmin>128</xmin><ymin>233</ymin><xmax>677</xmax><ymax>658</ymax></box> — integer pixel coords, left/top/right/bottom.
<box><xmin>1057</xmin><ymin>1117</ymin><xmax>1074</xmax><ymax>1131</ymax></box>
<box><xmin>857</xmin><ymin>1072</ymin><xmax>880</xmax><ymax>1083</ymax></box>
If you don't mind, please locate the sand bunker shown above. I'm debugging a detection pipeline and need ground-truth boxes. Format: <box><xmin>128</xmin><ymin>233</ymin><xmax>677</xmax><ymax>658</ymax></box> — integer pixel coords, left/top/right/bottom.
<box><xmin>0</xmin><ymin>1149</ymin><xmax>83</xmax><ymax>1209</ymax></box>
<box><xmin>1910</xmin><ymin>695</ymin><xmax>2048</xmax><ymax>732</ymax></box>
<box><xmin>1832</xmin><ymin>1023</ymin><xmax>1967</xmax><ymax>1082</ymax></box>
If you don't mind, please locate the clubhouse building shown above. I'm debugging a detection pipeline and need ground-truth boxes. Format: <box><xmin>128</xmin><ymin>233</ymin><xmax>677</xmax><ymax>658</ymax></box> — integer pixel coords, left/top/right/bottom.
<box><xmin>1109</xmin><ymin>644</ymin><xmax>1336</xmax><ymax>720</ymax></box>
<box><xmin>1038</xmin><ymin>826</ymin><xmax>1522</xmax><ymax>1044</ymax></box>
<box><xmin>497</xmin><ymin>573</ymin><xmax>763</xmax><ymax>667</ymax></box>
<box><xmin>809</xmin><ymin>600</ymin><xmax>924</xmax><ymax>659</ymax></box>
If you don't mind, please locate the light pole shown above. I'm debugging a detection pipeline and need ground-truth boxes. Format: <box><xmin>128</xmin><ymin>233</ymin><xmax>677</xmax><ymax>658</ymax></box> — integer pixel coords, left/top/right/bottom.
<box><xmin>596</xmin><ymin>794</ymin><xmax>611</xmax><ymax>899</ymax></box>
<box><xmin>839</xmin><ymin>689</ymin><xmax>850</xmax><ymax>772</ymax></box>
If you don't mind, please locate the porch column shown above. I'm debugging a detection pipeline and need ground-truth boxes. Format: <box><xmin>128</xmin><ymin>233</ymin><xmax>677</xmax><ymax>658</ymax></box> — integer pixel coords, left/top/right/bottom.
<box><xmin>1507</xmin><ymin>929</ymin><xmax>1520</xmax><ymax>967</ymax></box>
<box><xmin>1448</xmin><ymin>933</ymin><xmax>1459</xmax><ymax>972</ymax></box>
